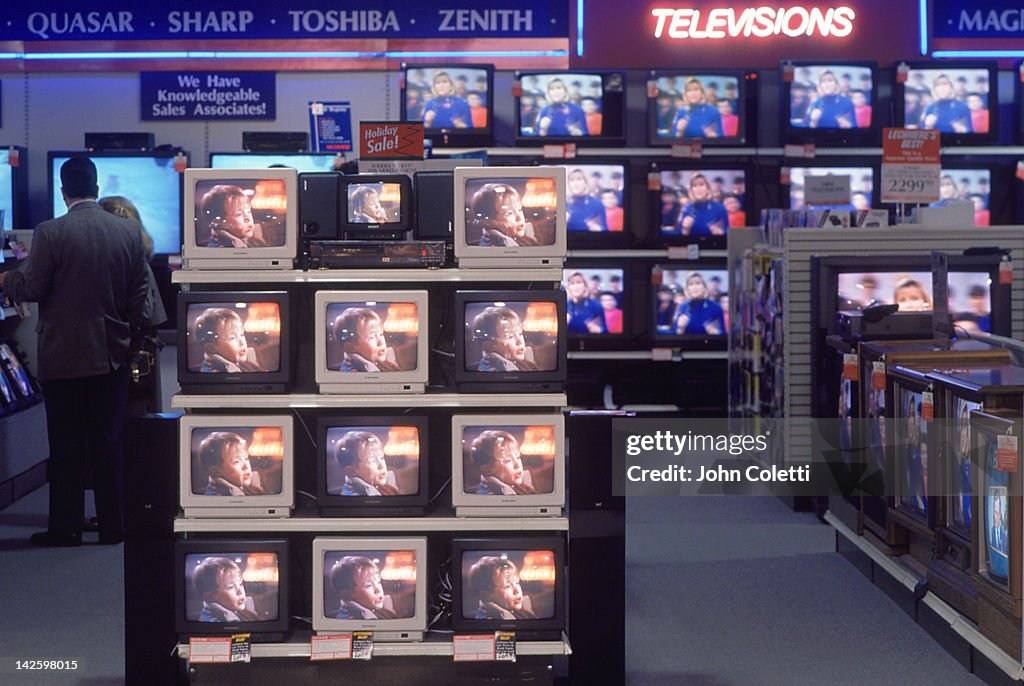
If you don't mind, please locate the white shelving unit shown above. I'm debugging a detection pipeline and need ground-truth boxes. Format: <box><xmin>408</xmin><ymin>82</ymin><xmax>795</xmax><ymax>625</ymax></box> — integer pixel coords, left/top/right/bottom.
<box><xmin>176</xmin><ymin>516</ymin><xmax>569</xmax><ymax>534</ymax></box>
<box><xmin>173</xmin><ymin>392</ymin><xmax>566</xmax><ymax>410</ymax></box>
<box><xmin>173</xmin><ymin>267</ymin><xmax>563</xmax><ymax>285</ymax></box>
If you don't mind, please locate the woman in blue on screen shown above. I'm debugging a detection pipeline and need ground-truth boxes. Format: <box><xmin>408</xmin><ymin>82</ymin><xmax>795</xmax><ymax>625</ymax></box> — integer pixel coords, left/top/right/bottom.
<box><xmin>565</xmin><ymin>272</ymin><xmax>607</xmax><ymax>334</ymax></box>
<box><xmin>954</xmin><ymin>402</ymin><xmax>972</xmax><ymax>531</ymax></box>
<box><xmin>676</xmin><ymin>174</ymin><xmax>728</xmax><ymax>236</ymax></box>
<box><xmin>673</xmin><ymin>273</ymin><xmax>724</xmax><ymax>336</ymax></box>
<box><xmin>422</xmin><ymin>71</ymin><xmax>472</xmax><ymax>129</ymax></box>
<box><xmin>903</xmin><ymin>395</ymin><xmax>927</xmax><ymax>515</ymax></box>
<box><xmin>806</xmin><ymin>70</ymin><xmax>856</xmax><ymax>129</ymax></box>
<box><xmin>566</xmin><ymin>169</ymin><xmax>607</xmax><ymax>233</ymax></box>
<box><xmin>537</xmin><ymin>78</ymin><xmax>588</xmax><ymax>137</ymax></box>
<box><xmin>672</xmin><ymin>78</ymin><xmax>723</xmax><ymax>138</ymax></box>
<box><xmin>921</xmin><ymin>73</ymin><xmax>972</xmax><ymax>134</ymax></box>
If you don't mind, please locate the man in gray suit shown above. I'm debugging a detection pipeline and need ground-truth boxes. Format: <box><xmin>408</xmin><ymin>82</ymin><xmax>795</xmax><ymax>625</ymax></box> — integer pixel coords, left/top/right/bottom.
<box><xmin>0</xmin><ymin>156</ymin><xmax>149</xmax><ymax>546</ymax></box>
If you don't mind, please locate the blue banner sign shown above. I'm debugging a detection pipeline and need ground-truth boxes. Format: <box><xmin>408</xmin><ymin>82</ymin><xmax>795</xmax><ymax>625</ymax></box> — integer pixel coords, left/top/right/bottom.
<box><xmin>933</xmin><ymin>0</ymin><xmax>1024</xmax><ymax>39</ymax></box>
<box><xmin>141</xmin><ymin>72</ymin><xmax>276</xmax><ymax>121</ymax></box>
<box><xmin>6</xmin><ymin>2</ymin><xmax>567</xmax><ymax>41</ymax></box>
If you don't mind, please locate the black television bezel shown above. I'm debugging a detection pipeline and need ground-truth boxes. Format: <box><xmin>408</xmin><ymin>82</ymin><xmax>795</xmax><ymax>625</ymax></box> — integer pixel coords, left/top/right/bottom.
<box><xmin>648</xmin><ymin>159</ymin><xmax>752</xmax><ymax>250</ymax></box>
<box><xmin>514</xmin><ymin>70</ymin><xmax>627</xmax><ymax>147</ymax></box>
<box><xmin>315</xmin><ymin>414</ymin><xmax>430</xmax><ymax>517</ymax></box>
<box><xmin>177</xmin><ymin>290</ymin><xmax>292</xmax><ymax>395</ymax></box>
<box><xmin>454</xmin><ymin>289</ymin><xmax>568</xmax><ymax>393</ymax></box>
<box><xmin>0</xmin><ymin>145</ymin><xmax>27</xmax><ymax>230</ymax></box>
<box><xmin>450</xmin><ymin>535</ymin><xmax>565</xmax><ymax>639</ymax></box>
<box><xmin>208</xmin><ymin>151</ymin><xmax>342</xmax><ymax>172</ymax></box>
<box><xmin>784</xmin><ymin>159</ymin><xmax>879</xmax><ymax>211</ymax></box>
<box><xmin>646</xmin><ymin>69</ymin><xmax>754</xmax><ymax>147</ymax></box>
<box><xmin>894</xmin><ymin>60</ymin><xmax>998</xmax><ymax>146</ymax></box>
<box><xmin>539</xmin><ymin>157</ymin><xmax>630</xmax><ymax>249</ymax></box>
<box><xmin>562</xmin><ymin>261</ymin><xmax>635</xmax><ymax>351</ymax></box>
<box><xmin>781</xmin><ymin>60</ymin><xmax>881</xmax><ymax>146</ymax></box>
<box><xmin>338</xmin><ymin>174</ymin><xmax>413</xmax><ymax>240</ymax></box>
<box><xmin>174</xmin><ymin>538</ymin><xmax>290</xmax><ymax>640</ymax></box>
<box><xmin>47</xmin><ymin>148</ymin><xmax>185</xmax><ymax>256</ymax></box>
<box><xmin>400</xmin><ymin>62</ymin><xmax>495</xmax><ymax>148</ymax></box>
<box><xmin>648</xmin><ymin>259</ymin><xmax>730</xmax><ymax>350</ymax></box>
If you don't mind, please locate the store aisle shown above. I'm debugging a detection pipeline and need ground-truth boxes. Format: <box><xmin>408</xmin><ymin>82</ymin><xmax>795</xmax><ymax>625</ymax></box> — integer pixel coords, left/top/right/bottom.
<box><xmin>625</xmin><ymin>496</ymin><xmax>985</xmax><ymax>686</ymax></box>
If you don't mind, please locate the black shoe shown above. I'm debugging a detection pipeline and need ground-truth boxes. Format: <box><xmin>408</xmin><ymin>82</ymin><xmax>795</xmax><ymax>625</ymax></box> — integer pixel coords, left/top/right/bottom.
<box><xmin>30</xmin><ymin>531</ymin><xmax>83</xmax><ymax>547</ymax></box>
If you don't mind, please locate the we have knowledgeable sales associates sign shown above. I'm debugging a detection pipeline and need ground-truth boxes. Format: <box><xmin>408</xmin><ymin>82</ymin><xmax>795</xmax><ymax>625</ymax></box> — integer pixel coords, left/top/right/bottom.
<box><xmin>141</xmin><ymin>71</ymin><xmax>276</xmax><ymax>121</ymax></box>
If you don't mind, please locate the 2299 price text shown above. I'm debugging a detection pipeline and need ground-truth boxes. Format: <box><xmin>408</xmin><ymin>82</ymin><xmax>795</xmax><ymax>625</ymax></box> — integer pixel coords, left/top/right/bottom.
<box><xmin>886</xmin><ymin>178</ymin><xmax>928</xmax><ymax>193</ymax></box>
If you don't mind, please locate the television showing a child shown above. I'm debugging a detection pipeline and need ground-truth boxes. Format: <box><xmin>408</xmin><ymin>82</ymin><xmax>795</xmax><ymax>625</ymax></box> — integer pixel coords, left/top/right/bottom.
<box><xmin>463</xmin><ymin>177</ymin><xmax>558</xmax><ymax>248</ymax></box>
<box><xmin>186</xmin><ymin>302</ymin><xmax>281</xmax><ymax>374</ymax></box>
<box><xmin>464</xmin><ymin>301</ymin><xmax>560</xmax><ymax>373</ymax></box>
<box><xmin>324</xmin><ymin>302</ymin><xmax>420</xmax><ymax>373</ymax></box>
<box><xmin>323</xmin><ymin>550</ymin><xmax>418</xmax><ymax>620</ymax></box>
<box><xmin>189</xmin><ymin>426</ymin><xmax>285</xmax><ymax>496</ymax></box>
<box><xmin>462</xmin><ymin>549</ymin><xmax>556</xmax><ymax>620</ymax></box>
<box><xmin>325</xmin><ymin>426</ymin><xmax>421</xmax><ymax>497</ymax></box>
<box><xmin>461</xmin><ymin>425</ymin><xmax>557</xmax><ymax>496</ymax></box>
<box><xmin>185</xmin><ymin>552</ymin><xmax>281</xmax><ymax>623</ymax></box>
<box><xmin>194</xmin><ymin>178</ymin><xmax>289</xmax><ymax>248</ymax></box>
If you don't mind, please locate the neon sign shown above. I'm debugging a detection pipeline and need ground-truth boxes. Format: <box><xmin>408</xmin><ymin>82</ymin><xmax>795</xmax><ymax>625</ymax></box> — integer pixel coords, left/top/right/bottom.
<box><xmin>651</xmin><ymin>6</ymin><xmax>856</xmax><ymax>39</ymax></box>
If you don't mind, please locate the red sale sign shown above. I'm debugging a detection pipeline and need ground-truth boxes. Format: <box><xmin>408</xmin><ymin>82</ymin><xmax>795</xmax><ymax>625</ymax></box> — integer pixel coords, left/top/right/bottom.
<box><xmin>880</xmin><ymin>128</ymin><xmax>940</xmax><ymax>204</ymax></box>
<box><xmin>359</xmin><ymin>121</ymin><xmax>424</xmax><ymax>160</ymax></box>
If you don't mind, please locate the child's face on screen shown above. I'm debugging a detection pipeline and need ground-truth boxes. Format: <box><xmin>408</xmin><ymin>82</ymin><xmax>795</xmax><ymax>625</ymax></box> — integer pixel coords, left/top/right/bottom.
<box><xmin>495</xmin><ymin>195</ymin><xmax>527</xmax><ymax>237</ymax></box>
<box><xmin>347</xmin><ymin>566</ymin><xmax>385</xmax><ymax>610</ymax></box>
<box><xmin>211</xmin><ymin>569</ymin><xmax>247</xmax><ymax>612</ymax></box>
<box><xmin>210</xmin><ymin>319</ymin><xmax>248</xmax><ymax>364</ymax></box>
<box><xmin>351</xmin><ymin>438</ymin><xmax>389</xmax><ymax>488</ymax></box>
<box><xmin>492</xmin><ymin>317</ymin><xmax>526</xmax><ymax>361</ymax></box>
<box><xmin>362</xmin><ymin>190</ymin><xmax>384</xmax><ymax>219</ymax></box>
<box><xmin>221</xmin><ymin>195</ymin><xmax>255</xmax><ymax>240</ymax></box>
<box><xmin>488</xmin><ymin>564</ymin><xmax>524</xmax><ymax>611</ymax></box>
<box><xmin>213</xmin><ymin>443</ymin><xmax>253</xmax><ymax>489</ymax></box>
<box><xmin>486</xmin><ymin>437</ymin><xmax>525</xmax><ymax>486</ymax></box>
<box><xmin>351</xmin><ymin>317</ymin><xmax>388</xmax><ymax>363</ymax></box>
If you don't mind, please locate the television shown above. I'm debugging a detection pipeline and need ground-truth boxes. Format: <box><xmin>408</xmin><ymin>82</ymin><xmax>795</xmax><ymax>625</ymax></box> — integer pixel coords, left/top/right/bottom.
<box><xmin>315</xmin><ymin>415</ymin><xmax>429</xmax><ymax>516</ymax></box>
<box><xmin>179</xmin><ymin>415</ymin><xmax>294</xmax><ymax>518</ymax></box>
<box><xmin>782</xmin><ymin>61</ymin><xmax>879</xmax><ymax>145</ymax></box>
<box><xmin>453</xmin><ymin>166</ymin><xmax>567</xmax><ymax>268</ymax></box>
<box><xmin>48</xmin><ymin>149</ymin><xmax>182</xmax><ymax>255</ymax></box>
<box><xmin>314</xmin><ymin>290</ymin><xmax>429</xmax><ymax>394</ymax></box>
<box><xmin>175</xmin><ymin>539</ymin><xmax>289</xmax><ymax>641</ymax></box>
<box><xmin>650</xmin><ymin>262</ymin><xmax>729</xmax><ymax>348</ymax></box>
<box><xmin>651</xmin><ymin>161</ymin><xmax>750</xmax><ymax>246</ymax></box>
<box><xmin>0</xmin><ymin>146</ymin><xmax>26</xmax><ymax>230</ymax></box>
<box><xmin>515</xmin><ymin>71</ymin><xmax>626</xmax><ymax>146</ymax></box>
<box><xmin>401</xmin><ymin>63</ymin><xmax>494</xmax><ymax>148</ymax></box>
<box><xmin>647</xmin><ymin>70</ymin><xmax>751</xmax><ymax>146</ymax></box>
<box><xmin>971</xmin><ymin>410</ymin><xmax>1019</xmax><ymax>593</ymax></box>
<box><xmin>209</xmin><ymin>151</ymin><xmax>342</xmax><ymax>173</ymax></box>
<box><xmin>451</xmin><ymin>413</ymin><xmax>565</xmax><ymax>517</ymax></box>
<box><xmin>338</xmin><ymin>174</ymin><xmax>413</xmax><ymax>241</ymax></box>
<box><xmin>933</xmin><ymin>166</ymin><xmax>997</xmax><ymax>226</ymax></box>
<box><xmin>787</xmin><ymin>165</ymin><xmax>875</xmax><ymax>211</ymax></box>
<box><xmin>451</xmin><ymin>536</ymin><xmax>565</xmax><ymax>639</ymax></box>
<box><xmin>562</xmin><ymin>265</ymin><xmax>629</xmax><ymax>345</ymax></box>
<box><xmin>454</xmin><ymin>290</ymin><xmax>567</xmax><ymax>393</ymax></box>
<box><xmin>312</xmin><ymin>537</ymin><xmax>428</xmax><ymax>641</ymax></box>
<box><xmin>889</xmin><ymin>372</ymin><xmax>930</xmax><ymax>525</ymax></box>
<box><xmin>182</xmin><ymin>167</ymin><xmax>298</xmax><ymax>269</ymax></box>
<box><xmin>177</xmin><ymin>291</ymin><xmax>291</xmax><ymax>394</ymax></box>
<box><xmin>541</xmin><ymin>160</ymin><xmax>629</xmax><ymax>249</ymax></box>
<box><xmin>895</xmin><ymin>61</ymin><xmax>997</xmax><ymax>145</ymax></box>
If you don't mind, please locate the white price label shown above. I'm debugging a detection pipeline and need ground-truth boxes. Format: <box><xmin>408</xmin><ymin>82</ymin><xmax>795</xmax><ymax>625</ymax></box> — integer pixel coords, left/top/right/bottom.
<box><xmin>881</xmin><ymin>162</ymin><xmax>940</xmax><ymax>204</ymax></box>
<box><xmin>804</xmin><ymin>175</ymin><xmax>851</xmax><ymax>207</ymax></box>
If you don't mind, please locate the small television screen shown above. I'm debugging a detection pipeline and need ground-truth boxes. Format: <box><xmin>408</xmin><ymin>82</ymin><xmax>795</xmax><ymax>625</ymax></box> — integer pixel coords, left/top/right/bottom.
<box><xmin>453</xmin><ymin>167</ymin><xmax>567</xmax><ymax>268</ymax></box>
<box><xmin>179</xmin><ymin>415</ymin><xmax>293</xmax><ymax>518</ymax></box>
<box><xmin>401</xmin><ymin>63</ymin><xmax>494</xmax><ymax>147</ymax></box>
<box><xmin>975</xmin><ymin>416</ymin><xmax>1012</xmax><ymax>586</ymax></box>
<box><xmin>897</xmin><ymin>62</ymin><xmax>996</xmax><ymax>143</ymax></box>
<box><xmin>175</xmin><ymin>539</ymin><xmax>289</xmax><ymax>639</ymax></box>
<box><xmin>451</xmin><ymin>414</ymin><xmax>565</xmax><ymax>516</ymax></box>
<box><xmin>515</xmin><ymin>71</ymin><xmax>626</xmax><ymax>146</ymax></box>
<box><xmin>455</xmin><ymin>290</ymin><xmax>567</xmax><ymax>392</ymax></box>
<box><xmin>894</xmin><ymin>385</ymin><xmax>928</xmax><ymax>520</ymax></box>
<box><xmin>338</xmin><ymin>175</ymin><xmax>412</xmax><ymax>240</ymax></box>
<box><xmin>0</xmin><ymin>146</ymin><xmax>26</xmax><ymax>230</ymax></box>
<box><xmin>209</xmin><ymin>152</ymin><xmax>341</xmax><ymax>173</ymax></box>
<box><xmin>451</xmin><ymin>536</ymin><xmax>565</xmax><ymax>638</ymax></box>
<box><xmin>314</xmin><ymin>290</ymin><xmax>429</xmax><ymax>394</ymax></box>
<box><xmin>648</xmin><ymin>71</ymin><xmax>748</xmax><ymax>145</ymax></box>
<box><xmin>947</xmin><ymin>396</ymin><xmax>980</xmax><ymax>535</ymax></box>
<box><xmin>933</xmin><ymin>168</ymin><xmax>991</xmax><ymax>226</ymax></box>
<box><xmin>562</xmin><ymin>267</ymin><xmax>626</xmax><ymax>336</ymax></box>
<box><xmin>548</xmin><ymin>162</ymin><xmax>627</xmax><ymax>235</ymax></box>
<box><xmin>177</xmin><ymin>291</ymin><xmax>290</xmax><ymax>394</ymax></box>
<box><xmin>788</xmin><ymin>166</ymin><xmax>874</xmax><ymax>211</ymax></box>
<box><xmin>182</xmin><ymin>168</ymin><xmax>298</xmax><ymax>269</ymax></box>
<box><xmin>312</xmin><ymin>537</ymin><xmax>428</xmax><ymax>639</ymax></box>
<box><xmin>316</xmin><ymin>416</ymin><xmax>428</xmax><ymax>516</ymax></box>
<box><xmin>49</xmin><ymin>150</ymin><xmax>182</xmax><ymax>255</ymax></box>
<box><xmin>651</xmin><ymin>263</ymin><xmax>729</xmax><ymax>345</ymax></box>
<box><xmin>783</xmin><ymin>61</ymin><xmax>878</xmax><ymax>144</ymax></box>
<box><xmin>654</xmin><ymin>164</ymin><xmax>748</xmax><ymax>242</ymax></box>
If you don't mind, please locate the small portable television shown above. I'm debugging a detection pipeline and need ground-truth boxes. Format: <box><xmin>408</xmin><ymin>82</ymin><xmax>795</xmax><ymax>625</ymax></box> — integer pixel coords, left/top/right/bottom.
<box><xmin>782</xmin><ymin>61</ymin><xmax>879</xmax><ymax>145</ymax></box>
<box><xmin>401</xmin><ymin>63</ymin><xmax>494</xmax><ymax>147</ymax></box>
<box><xmin>177</xmin><ymin>291</ymin><xmax>291</xmax><ymax>394</ymax></box>
<box><xmin>787</xmin><ymin>165</ymin><xmax>875</xmax><ymax>211</ymax></box>
<box><xmin>515</xmin><ymin>71</ymin><xmax>626</xmax><ymax>146</ymax></box>
<box><xmin>562</xmin><ymin>265</ymin><xmax>630</xmax><ymax>346</ymax></box>
<box><xmin>314</xmin><ymin>290</ymin><xmax>429</xmax><ymax>394</ymax></box>
<box><xmin>0</xmin><ymin>146</ymin><xmax>27</xmax><ymax>230</ymax></box>
<box><xmin>651</xmin><ymin>262</ymin><xmax>729</xmax><ymax>349</ymax></box>
<box><xmin>647</xmin><ymin>70</ymin><xmax>751</xmax><ymax>146</ymax></box>
<box><xmin>312</xmin><ymin>537</ymin><xmax>428</xmax><ymax>641</ymax></box>
<box><xmin>209</xmin><ymin>151</ymin><xmax>341</xmax><ymax>173</ymax></box>
<box><xmin>895</xmin><ymin>61</ymin><xmax>997</xmax><ymax>145</ymax></box>
<box><xmin>453</xmin><ymin>166</ymin><xmax>566</xmax><ymax>268</ymax></box>
<box><xmin>651</xmin><ymin>161</ymin><xmax>750</xmax><ymax>246</ymax></box>
<box><xmin>175</xmin><ymin>539</ymin><xmax>289</xmax><ymax>641</ymax></box>
<box><xmin>182</xmin><ymin>167</ymin><xmax>298</xmax><ymax>269</ymax></box>
<box><xmin>339</xmin><ymin>174</ymin><xmax>413</xmax><ymax>240</ymax></box>
<box><xmin>316</xmin><ymin>415</ymin><xmax>429</xmax><ymax>516</ymax></box>
<box><xmin>179</xmin><ymin>415</ymin><xmax>294</xmax><ymax>518</ymax></box>
<box><xmin>542</xmin><ymin>160</ymin><xmax>629</xmax><ymax>249</ymax></box>
<box><xmin>451</xmin><ymin>536</ymin><xmax>565</xmax><ymax>639</ymax></box>
<box><xmin>451</xmin><ymin>413</ymin><xmax>565</xmax><ymax>517</ymax></box>
<box><xmin>454</xmin><ymin>290</ymin><xmax>567</xmax><ymax>393</ymax></box>
<box><xmin>49</xmin><ymin>149</ymin><xmax>182</xmax><ymax>255</ymax></box>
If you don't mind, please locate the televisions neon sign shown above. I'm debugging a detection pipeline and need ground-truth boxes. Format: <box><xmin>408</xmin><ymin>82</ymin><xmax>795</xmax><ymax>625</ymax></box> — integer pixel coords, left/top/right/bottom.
<box><xmin>651</xmin><ymin>6</ymin><xmax>856</xmax><ymax>39</ymax></box>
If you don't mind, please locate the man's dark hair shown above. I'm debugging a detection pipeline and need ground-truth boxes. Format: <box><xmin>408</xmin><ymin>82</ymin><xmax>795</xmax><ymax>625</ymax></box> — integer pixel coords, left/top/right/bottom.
<box><xmin>60</xmin><ymin>156</ymin><xmax>99</xmax><ymax>199</ymax></box>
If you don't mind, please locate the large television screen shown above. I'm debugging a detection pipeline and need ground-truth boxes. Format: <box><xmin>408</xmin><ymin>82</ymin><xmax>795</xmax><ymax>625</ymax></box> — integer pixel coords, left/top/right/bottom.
<box><xmin>898</xmin><ymin>64</ymin><xmax>996</xmax><ymax>141</ymax></box>
<box><xmin>648</xmin><ymin>71</ymin><xmax>748</xmax><ymax>145</ymax></box>
<box><xmin>563</xmin><ymin>268</ymin><xmax>626</xmax><ymax>335</ymax></box>
<box><xmin>783</xmin><ymin>61</ymin><xmax>878</xmax><ymax>144</ymax></box>
<box><xmin>656</xmin><ymin>167</ymin><xmax>748</xmax><ymax>238</ymax></box>
<box><xmin>933</xmin><ymin>168</ymin><xmax>991</xmax><ymax>226</ymax></box>
<box><xmin>652</xmin><ymin>264</ymin><xmax>729</xmax><ymax>343</ymax></box>
<box><xmin>515</xmin><ymin>71</ymin><xmax>626</xmax><ymax>145</ymax></box>
<box><xmin>402</xmin><ymin>64</ymin><xmax>494</xmax><ymax>147</ymax></box>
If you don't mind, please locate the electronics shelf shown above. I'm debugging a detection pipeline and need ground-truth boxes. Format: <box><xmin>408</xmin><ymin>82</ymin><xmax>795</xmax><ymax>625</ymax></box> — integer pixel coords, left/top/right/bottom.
<box><xmin>178</xmin><ymin>633</ymin><xmax>572</xmax><ymax>659</ymax></box>
<box><xmin>568</xmin><ymin>249</ymin><xmax>728</xmax><ymax>259</ymax></box>
<box><xmin>172</xmin><ymin>267</ymin><xmax>563</xmax><ymax>285</ymax></box>
<box><xmin>175</xmin><ymin>515</ymin><xmax>569</xmax><ymax>534</ymax></box>
<box><xmin>438</xmin><ymin>146</ymin><xmax>1024</xmax><ymax>158</ymax></box>
<box><xmin>568</xmin><ymin>350</ymin><xmax>728</xmax><ymax>361</ymax></box>
<box><xmin>173</xmin><ymin>392</ymin><xmax>567</xmax><ymax>409</ymax></box>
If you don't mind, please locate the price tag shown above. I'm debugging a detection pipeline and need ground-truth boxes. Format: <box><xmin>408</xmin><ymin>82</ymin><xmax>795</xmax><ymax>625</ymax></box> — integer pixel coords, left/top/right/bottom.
<box><xmin>779</xmin><ymin>167</ymin><xmax>790</xmax><ymax>185</ymax></box>
<box><xmin>311</xmin><ymin>634</ymin><xmax>353</xmax><ymax>661</ymax></box>
<box><xmin>647</xmin><ymin>172</ymin><xmax>661</xmax><ymax>191</ymax></box>
<box><xmin>1017</xmin><ymin>160</ymin><xmax>1024</xmax><ymax>182</ymax></box>
<box><xmin>352</xmin><ymin>631</ymin><xmax>374</xmax><ymax>660</ymax></box>
<box><xmin>997</xmin><ymin>434</ymin><xmax>1018</xmax><ymax>472</ymax></box>
<box><xmin>495</xmin><ymin>632</ymin><xmax>517</xmax><ymax>662</ymax></box>
<box><xmin>804</xmin><ymin>175</ymin><xmax>851</xmax><ymax>207</ymax></box>
<box><xmin>511</xmin><ymin>80</ymin><xmax>522</xmax><ymax>98</ymax></box>
<box><xmin>542</xmin><ymin>144</ymin><xmax>566</xmax><ymax>159</ymax></box>
<box><xmin>895</xmin><ymin>62</ymin><xmax>909</xmax><ymax>84</ymax></box>
<box><xmin>881</xmin><ymin>128</ymin><xmax>940</xmax><ymax>204</ymax></box>
<box><xmin>230</xmin><ymin>634</ymin><xmax>251</xmax><ymax>663</ymax></box>
<box><xmin>564</xmin><ymin>143</ymin><xmax>577</xmax><ymax>159</ymax></box>
<box><xmin>174</xmin><ymin>152</ymin><xmax>189</xmax><ymax>174</ymax></box>
<box><xmin>8</xmin><ymin>148</ymin><xmax>19</xmax><ymax>167</ymax></box>
<box><xmin>843</xmin><ymin>354</ymin><xmax>859</xmax><ymax>381</ymax></box>
<box><xmin>188</xmin><ymin>637</ymin><xmax>232</xmax><ymax>664</ymax></box>
<box><xmin>647</xmin><ymin>79</ymin><xmax>659</xmax><ymax>98</ymax></box>
<box><xmin>651</xmin><ymin>348</ymin><xmax>674</xmax><ymax>362</ymax></box>
<box><xmin>781</xmin><ymin>62</ymin><xmax>794</xmax><ymax>83</ymax></box>
<box><xmin>783</xmin><ymin>144</ymin><xmax>815</xmax><ymax>159</ymax></box>
<box><xmin>671</xmin><ymin>143</ymin><xmax>703</xmax><ymax>159</ymax></box>
<box><xmin>922</xmin><ymin>391</ymin><xmax>934</xmax><ymax>422</ymax></box>
<box><xmin>1000</xmin><ymin>259</ymin><xmax>1013</xmax><ymax>285</ymax></box>
<box><xmin>453</xmin><ymin>634</ymin><xmax>496</xmax><ymax>662</ymax></box>
<box><xmin>872</xmin><ymin>361</ymin><xmax>885</xmax><ymax>390</ymax></box>
<box><xmin>688</xmin><ymin>243</ymin><xmax>700</xmax><ymax>259</ymax></box>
